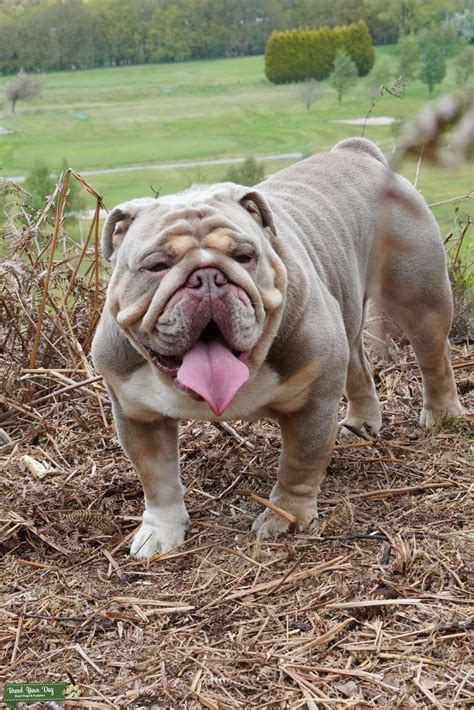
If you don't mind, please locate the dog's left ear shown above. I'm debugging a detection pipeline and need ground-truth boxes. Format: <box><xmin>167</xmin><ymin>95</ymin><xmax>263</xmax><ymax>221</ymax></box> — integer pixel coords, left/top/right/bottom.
<box><xmin>240</xmin><ymin>191</ymin><xmax>276</xmax><ymax>233</ymax></box>
<box><xmin>102</xmin><ymin>198</ymin><xmax>156</xmax><ymax>261</ymax></box>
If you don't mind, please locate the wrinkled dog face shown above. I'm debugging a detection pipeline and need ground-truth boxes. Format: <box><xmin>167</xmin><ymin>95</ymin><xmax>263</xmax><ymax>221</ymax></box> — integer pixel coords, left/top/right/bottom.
<box><xmin>103</xmin><ymin>184</ymin><xmax>287</xmax><ymax>415</ymax></box>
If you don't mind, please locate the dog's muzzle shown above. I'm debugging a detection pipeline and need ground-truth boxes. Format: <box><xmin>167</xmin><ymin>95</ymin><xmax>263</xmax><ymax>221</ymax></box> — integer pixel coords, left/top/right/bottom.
<box><xmin>142</xmin><ymin>266</ymin><xmax>257</xmax><ymax>415</ymax></box>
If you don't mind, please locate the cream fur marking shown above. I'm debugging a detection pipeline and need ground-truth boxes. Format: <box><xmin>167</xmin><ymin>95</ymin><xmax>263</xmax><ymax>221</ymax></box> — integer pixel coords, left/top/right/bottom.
<box><xmin>130</xmin><ymin>502</ymin><xmax>190</xmax><ymax>559</ymax></box>
<box><xmin>112</xmin><ymin>361</ymin><xmax>281</xmax><ymax>422</ymax></box>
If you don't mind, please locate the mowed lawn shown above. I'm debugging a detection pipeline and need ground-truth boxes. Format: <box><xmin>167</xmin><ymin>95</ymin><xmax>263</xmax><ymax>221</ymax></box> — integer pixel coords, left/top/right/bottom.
<box><xmin>0</xmin><ymin>47</ymin><xmax>472</xmax><ymax>241</ymax></box>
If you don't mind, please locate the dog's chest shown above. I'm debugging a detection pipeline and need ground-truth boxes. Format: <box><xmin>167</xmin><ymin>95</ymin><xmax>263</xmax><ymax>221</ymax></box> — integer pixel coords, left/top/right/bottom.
<box><xmin>110</xmin><ymin>362</ymin><xmax>282</xmax><ymax>422</ymax></box>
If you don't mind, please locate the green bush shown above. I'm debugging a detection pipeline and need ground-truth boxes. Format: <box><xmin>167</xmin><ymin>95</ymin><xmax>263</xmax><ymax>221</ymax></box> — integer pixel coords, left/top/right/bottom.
<box><xmin>24</xmin><ymin>161</ymin><xmax>55</xmax><ymax>212</ymax></box>
<box><xmin>264</xmin><ymin>20</ymin><xmax>374</xmax><ymax>84</ymax></box>
<box><xmin>24</xmin><ymin>159</ymin><xmax>85</xmax><ymax>214</ymax></box>
<box><xmin>339</xmin><ymin>21</ymin><xmax>375</xmax><ymax>77</ymax></box>
<box><xmin>224</xmin><ymin>157</ymin><xmax>264</xmax><ymax>187</ymax></box>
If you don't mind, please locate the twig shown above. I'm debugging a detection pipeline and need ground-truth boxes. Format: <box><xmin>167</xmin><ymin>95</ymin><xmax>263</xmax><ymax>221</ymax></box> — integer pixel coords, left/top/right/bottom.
<box><xmin>215</xmin><ymin>422</ymin><xmax>255</xmax><ymax>450</ymax></box>
<box><xmin>320</xmin><ymin>480</ymin><xmax>456</xmax><ymax>505</ymax></box>
<box><xmin>413</xmin><ymin>675</ymin><xmax>444</xmax><ymax>709</ymax></box>
<box><xmin>102</xmin><ymin>549</ymin><xmax>129</xmax><ymax>583</ymax></box>
<box><xmin>226</xmin><ymin>555</ymin><xmax>348</xmax><ymax>600</ymax></box>
<box><xmin>429</xmin><ymin>190</ymin><xmax>474</xmax><ymax>207</ymax></box>
<box><xmin>288</xmin><ymin>617</ymin><xmax>355</xmax><ymax>651</ymax></box>
<box><xmin>10</xmin><ymin>602</ymin><xmax>25</xmax><ymax>665</ymax></box>
<box><xmin>270</xmin><ymin>549</ymin><xmax>310</xmax><ymax>595</ymax></box>
<box><xmin>30</xmin><ymin>172</ymin><xmax>72</xmax><ymax>368</ymax></box>
<box><xmin>326</xmin><ymin>598</ymin><xmax>421</xmax><ymax>609</ymax></box>
<box><xmin>413</xmin><ymin>145</ymin><xmax>424</xmax><ymax>188</ymax></box>
<box><xmin>74</xmin><ymin>643</ymin><xmax>105</xmax><ymax>676</ymax></box>
<box><xmin>322</xmin><ymin>531</ymin><xmax>388</xmax><ymax>542</ymax></box>
<box><xmin>0</xmin><ymin>375</ymin><xmax>104</xmax><ymax>423</ymax></box>
<box><xmin>334</xmin><ymin>440</ymin><xmax>375</xmax><ymax>451</ymax></box>
<box><xmin>340</xmin><ymin>423</ymin><xmax>373</xmax><ymax>440</ymax></box>
<box><xmin>285</xmin><ymin>662</ymin><xmax>400</xmax><ymax>693</ymax></box>
<box><xmin>412</xmin><ymin>617</ymin><xmax>474</xmax><ymax>638</ymax></box>
<box><xmin>243</xmin><ymin>491</ymin><xmax>298</xmax><ymax>526</ymax></box>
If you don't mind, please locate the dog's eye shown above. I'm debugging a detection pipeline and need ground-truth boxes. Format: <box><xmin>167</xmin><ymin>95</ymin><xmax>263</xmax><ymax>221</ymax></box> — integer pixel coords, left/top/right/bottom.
<box><xmin>143</xmin><ymin>262</ymin><xmax>169</xmax><ymax>273</ymax></box>
<box><xmin>234</xmin><ymin>253</ymin><xmax>254</xmax><ymax>265</ymax></box>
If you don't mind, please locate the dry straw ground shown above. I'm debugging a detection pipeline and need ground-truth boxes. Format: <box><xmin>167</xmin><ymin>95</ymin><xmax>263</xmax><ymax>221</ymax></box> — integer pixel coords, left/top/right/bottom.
<box><xmin>1</xmin><ymin>100</ymin><xmax>473</xmax><ymax>708</ymax></box>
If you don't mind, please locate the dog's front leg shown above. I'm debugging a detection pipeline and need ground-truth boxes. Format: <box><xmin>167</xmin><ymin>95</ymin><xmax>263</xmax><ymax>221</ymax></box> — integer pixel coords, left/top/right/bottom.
<box><xmin>252</xmin><ymin>387</ymin><xmax>341</xmax><ymax>539</ymax></box>
<box><xmin>112</xmin><ymin>403</ymin><xmax>189</xmax><ymax>559</ymax></box>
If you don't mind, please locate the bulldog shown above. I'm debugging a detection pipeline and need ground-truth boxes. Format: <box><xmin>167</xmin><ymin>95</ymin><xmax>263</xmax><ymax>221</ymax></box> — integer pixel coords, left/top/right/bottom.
<box><xmin>92</xmin><ymin>138</ymin><xmax>463</xmax><ymax>559</ymax></box>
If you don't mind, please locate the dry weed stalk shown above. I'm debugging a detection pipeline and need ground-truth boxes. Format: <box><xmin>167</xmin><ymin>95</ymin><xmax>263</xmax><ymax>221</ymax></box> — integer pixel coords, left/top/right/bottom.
<box><xmin>1</xmin><ymin>169</ymin><xmax>107</xmax><ymax>425</ymax></box>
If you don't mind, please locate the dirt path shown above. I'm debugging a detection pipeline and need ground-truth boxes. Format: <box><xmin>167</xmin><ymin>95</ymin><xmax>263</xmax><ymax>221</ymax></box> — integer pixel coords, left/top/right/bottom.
<box><xmin>6</xmin><ymin>151</ymin><xmax>304</xmax><ymax>183</ymax></box>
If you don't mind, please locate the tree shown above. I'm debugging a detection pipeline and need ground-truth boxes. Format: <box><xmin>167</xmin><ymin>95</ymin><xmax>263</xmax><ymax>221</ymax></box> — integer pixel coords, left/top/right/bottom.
<box><xmin>364</xmin><ymin>0</ymin><xmax>460</xmax><ymax>40</ymax></box>
<box><xmin>444</xmin><ymin>9</ymin><xmax>474</xmax><ymax>42</ymax></box>
<box><xmin>24</xmin><ymin>160</ymin><xmax>85</xmax><ymax>213</ymax></box>
<box><xmin>24</xmin><ymin>161</ymin><xmax>55</xmax><ymax>212</ymax></box>
<box><xmin>454</xmin><ymin>46</ymin><xmax>474</xmax><ymax>87</ymax></box>
<box><xmin>224</xmin><ymin>157</ymin><xmax>264</xmax><ymax>186</ymax></box>
<box><xmin>418</xmin><ymin>25</ymin><xmax>464</xmax><ymax>60</ymax></box>
<box><xmin>368</xmin><ymin>57</ymin><xmax>394</xmax><ymax>96</ymax></box>
<box><xmin>418</xmin><ymin>43</ymin><xmax>446</xmax><ymax>95</ymax></box>
<box><xmin>5</xmin><ymin>71</ymin><xmax>43</xmax><ymax>113</ymax></box>
<box><xmin>329</xmin><ymin>51</ymin><xmax>358</xmax><ymax>104</ymax></box>
<box><xmin>363</xmin><ymin>0</ymin><xmax>418</xmax><ymax>38</ymax></box>
<box><xmin>296</xmin><ymin>79</ymin><xmax>323</xmax><ymax>110</ymax></box>
<box><xmin>397</xmin><ymin>34</ymin><xmax>419</xmax><ymax>80</ymax></box>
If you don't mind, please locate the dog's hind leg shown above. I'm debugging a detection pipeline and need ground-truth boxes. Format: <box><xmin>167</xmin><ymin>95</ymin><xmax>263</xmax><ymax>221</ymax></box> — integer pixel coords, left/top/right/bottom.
<box><xmin>380</xmin><ymin>293</ymin><xmax>463</xmax><ymax>428</ymax></box>
<box><xmin>340</xmin><ymin>310</ymin><xmax>382</xmax><ymax>438</ymax></box>
<box><xmin>373</xmin><ymin>199</ymin><xmax>463</xmax><ymax>428</ymax></box>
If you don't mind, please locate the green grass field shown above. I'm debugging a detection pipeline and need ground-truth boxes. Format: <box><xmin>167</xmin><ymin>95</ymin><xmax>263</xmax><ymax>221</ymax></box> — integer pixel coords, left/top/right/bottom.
<box><xmin>0</xmin><ymin>47</ymin><xmax>472</xmax><ymax>244</ymax></box>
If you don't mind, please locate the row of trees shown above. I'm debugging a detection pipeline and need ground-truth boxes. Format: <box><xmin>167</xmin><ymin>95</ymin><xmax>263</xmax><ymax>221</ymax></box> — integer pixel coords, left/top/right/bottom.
<box><xmin>0</xmin><ymin>0</ymin><xmax>471</xmax><ymax>74</ymax></box>
<box><xmin>264</xmin><ymin>21</ymin><xmax>374</xmax><ymax>83</ymax></box>
<box><xmin>396</xmin><ymin>25</ymin><xmax>474</xmax><ymax>94</ymax></box>
<box><xmin>293</xmin><ymin>24</ymin><xmax>474</xmax><ymax>107</ymax></box>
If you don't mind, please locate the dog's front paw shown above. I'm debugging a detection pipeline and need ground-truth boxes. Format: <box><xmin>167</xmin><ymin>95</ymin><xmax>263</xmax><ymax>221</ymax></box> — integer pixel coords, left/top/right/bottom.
<box><xmin>251</xmin><ymin>500</ymin><xmax>318</xmax><ymax>540</ymax></box>
<box><xmin>419</xmin><ymin>402</ymin><xmax>465</xmax><ymax>429</ymax></box>
<box><xmin>339</xmin><ymin>413</ymin><xmax>381</xmax><ymax>439</ymax></box>
<box><xmin>130</xmin><ymin>505</ymin><xmax>190</xmax><ymax>559</ymax></box>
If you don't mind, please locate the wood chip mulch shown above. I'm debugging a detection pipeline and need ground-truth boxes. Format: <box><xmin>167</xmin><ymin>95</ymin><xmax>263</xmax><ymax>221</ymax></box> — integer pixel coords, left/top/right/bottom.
<box><xmin>1</xmin><ymin>342</ymin><xmax>472</xmax><ymax>709</ymax></box>
<box><xmin>1</xmin><ymin>172</ymin><xmax>472</xmax><ymax>708</ymax></box>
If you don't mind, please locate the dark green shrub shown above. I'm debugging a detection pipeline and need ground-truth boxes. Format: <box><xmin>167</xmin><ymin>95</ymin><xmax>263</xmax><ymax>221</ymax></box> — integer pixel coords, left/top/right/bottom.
<box><xmin>341</xmin><ymin>20</ymin><xmax>375</xmax><ymax>76</ymax></box>
<box><xmin>265</xmin><ymin>20</ymin><xmax>374</xmax><ymax>84</ymax></box>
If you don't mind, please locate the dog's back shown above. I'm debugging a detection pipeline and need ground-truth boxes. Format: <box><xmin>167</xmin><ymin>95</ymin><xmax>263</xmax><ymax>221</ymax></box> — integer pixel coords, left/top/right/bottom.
<box><xmin>257</xmin><ymin>138</ymin><xmax>449</xmax><ymax>342</ymax></box>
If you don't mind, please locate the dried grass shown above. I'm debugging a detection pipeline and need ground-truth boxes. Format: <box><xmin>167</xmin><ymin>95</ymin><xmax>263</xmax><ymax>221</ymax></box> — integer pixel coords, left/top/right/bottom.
<box><xmin>1</xmin><ymin>159</ymin><xmax>473</xmax><ymax>708</ymax></box>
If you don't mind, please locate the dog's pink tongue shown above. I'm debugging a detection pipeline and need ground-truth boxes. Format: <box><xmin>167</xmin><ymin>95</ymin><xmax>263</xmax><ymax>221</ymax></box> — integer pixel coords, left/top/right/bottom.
<box><xmin>177</xmin><ymin>340</ymin><xmax>249</xmax><ymax>416</ymax></box>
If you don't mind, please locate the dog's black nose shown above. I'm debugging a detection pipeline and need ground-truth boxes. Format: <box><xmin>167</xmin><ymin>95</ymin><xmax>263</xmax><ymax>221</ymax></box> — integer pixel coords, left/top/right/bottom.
<box><xmin>186</xmin><ymin>268</ymin><xmax>228</xmax><ymax>294</ymax></box>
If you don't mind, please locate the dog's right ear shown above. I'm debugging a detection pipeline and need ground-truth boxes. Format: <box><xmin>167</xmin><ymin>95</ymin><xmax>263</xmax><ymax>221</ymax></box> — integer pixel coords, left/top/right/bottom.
<box><xmin>102</xmin><ymin>198</ymin><xmax>156</xmax><ymax>261</ymax></box>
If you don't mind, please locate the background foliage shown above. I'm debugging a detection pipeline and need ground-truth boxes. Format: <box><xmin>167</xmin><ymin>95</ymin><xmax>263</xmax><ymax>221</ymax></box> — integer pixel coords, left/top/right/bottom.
<box><xmin>0</xmin><ymin>0</ymin><xmax>471</xmax><ymax>74</ymax></box>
